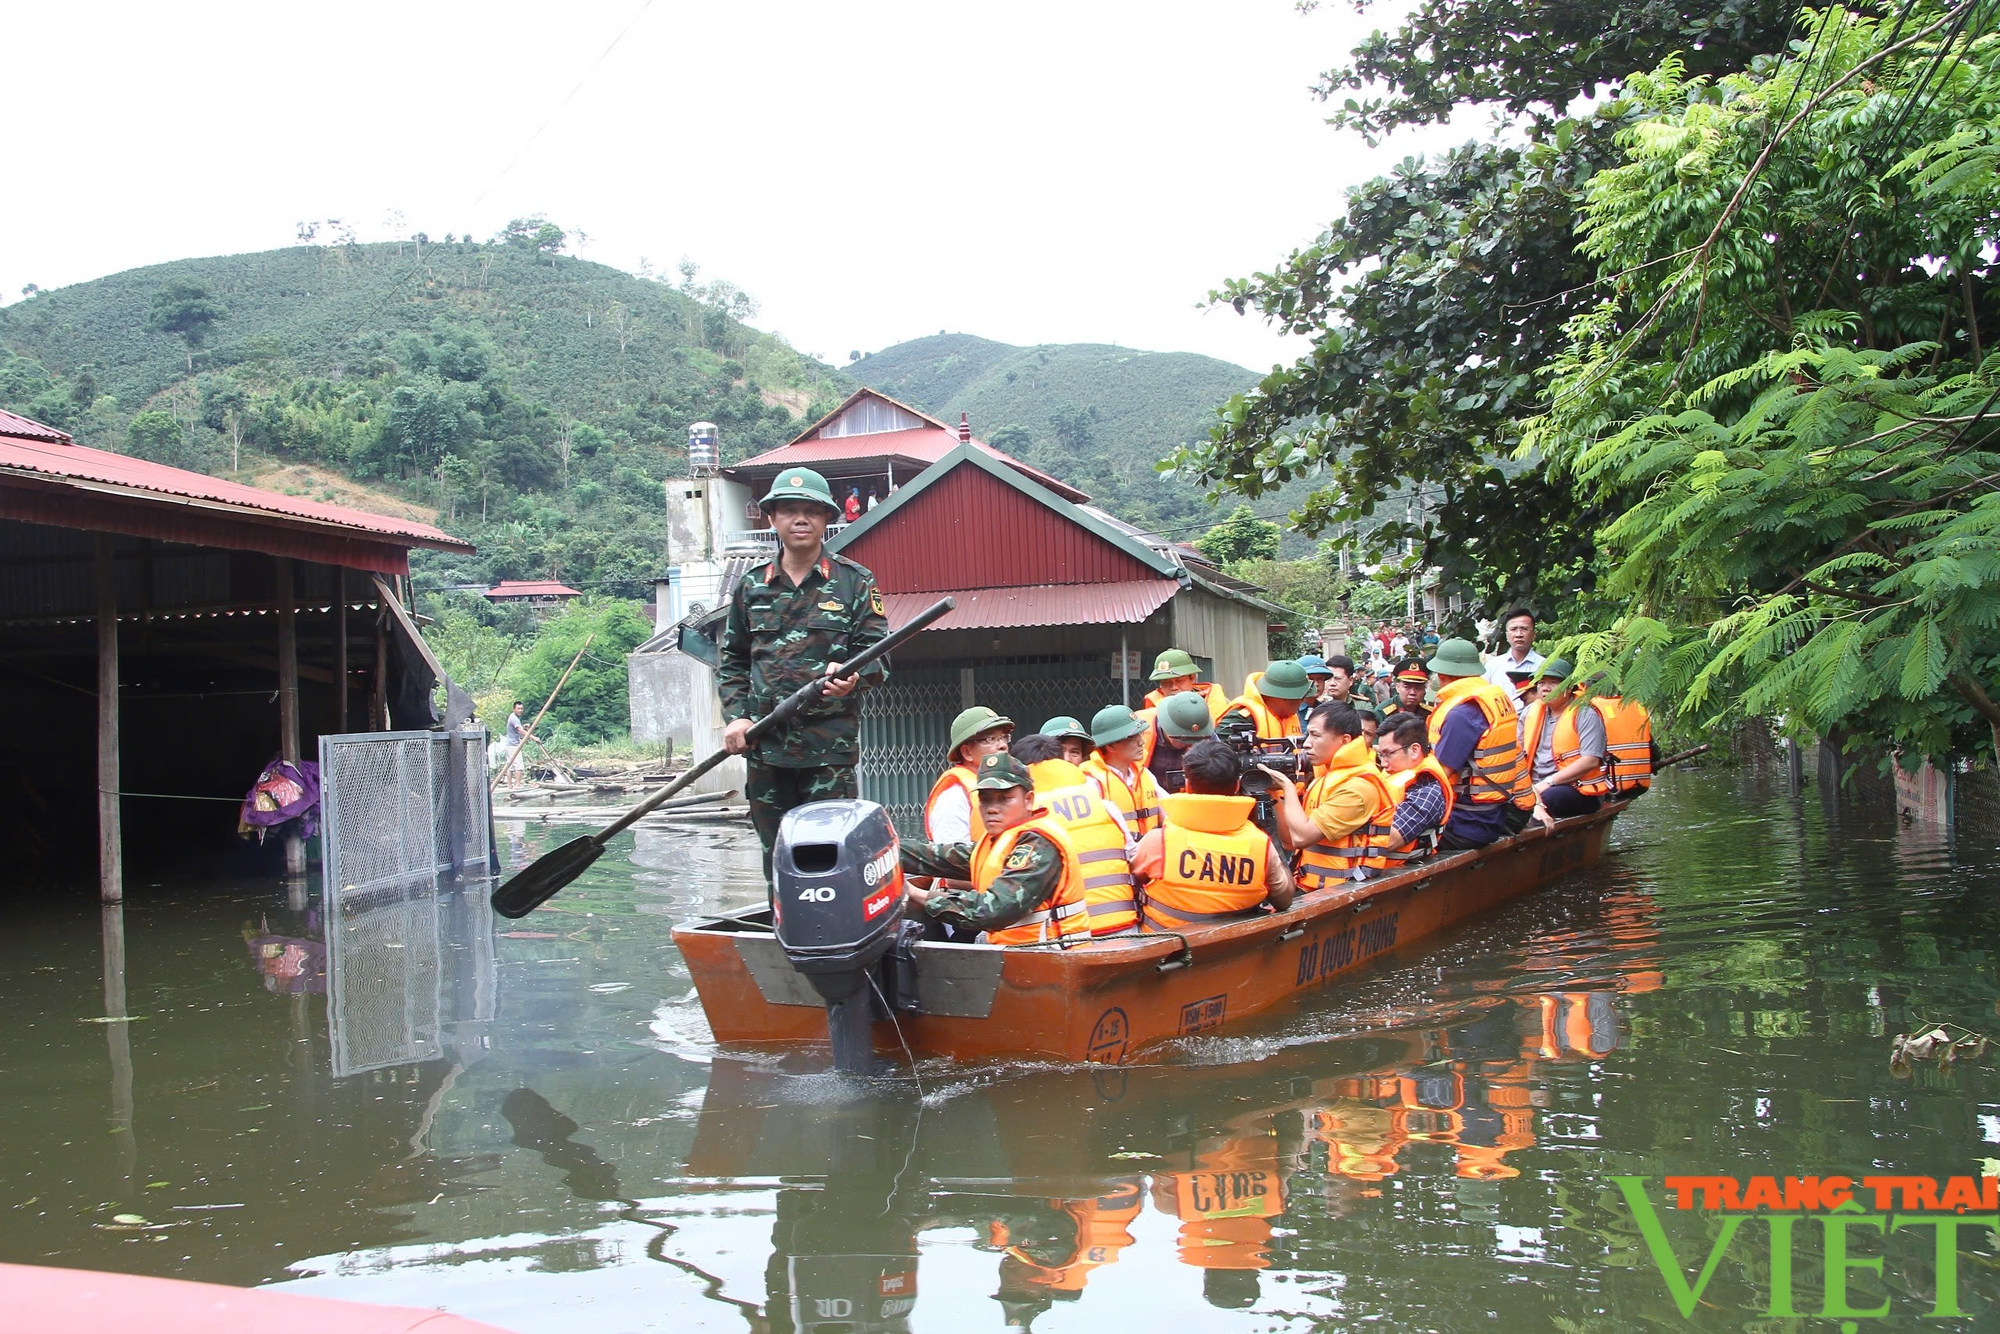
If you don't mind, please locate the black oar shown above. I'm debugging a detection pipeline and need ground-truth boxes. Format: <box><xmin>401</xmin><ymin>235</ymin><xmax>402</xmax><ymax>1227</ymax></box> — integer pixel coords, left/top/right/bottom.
<box><xmin>491</xmin><ymin>596</ymin><xmax>955</xmax><ymax>918</ymax></box>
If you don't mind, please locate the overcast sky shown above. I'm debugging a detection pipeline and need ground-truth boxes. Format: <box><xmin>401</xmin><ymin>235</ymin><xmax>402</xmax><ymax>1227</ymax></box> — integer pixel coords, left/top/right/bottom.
<box><xmin>1</xmin><ymin>1</ymin><xmax>1461</xmax><ymax>372</ymax></box>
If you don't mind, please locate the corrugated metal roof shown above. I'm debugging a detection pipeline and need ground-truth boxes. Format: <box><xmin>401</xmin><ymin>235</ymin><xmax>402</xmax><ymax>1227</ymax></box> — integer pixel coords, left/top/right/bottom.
<box><xmin>881</xmin><ymin>580</ymin><xmax>1177</xmax><ymax>631</ymax></box>
<box><xmin>729</xmin><ymin>427</ymin><xmax>1087</xmax><ymax>503</ymax></box>
<box><xmin>487</xmin><ymin>579</ymin><xmax>581</xmax><ymax>598</ymax></box>
<box><xmin>0</xmin><ymin>417</ymin><xmax>471</xmax><ymax>552</ymax></box>
<box><xmin>0</xmin><ymin>409</ymin><xmax>72</xmax><ymax>445</ymax></box>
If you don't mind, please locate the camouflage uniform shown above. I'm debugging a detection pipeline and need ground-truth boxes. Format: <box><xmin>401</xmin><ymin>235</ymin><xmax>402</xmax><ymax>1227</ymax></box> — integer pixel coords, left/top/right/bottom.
<box><xmin>898</xmin><ymin>834</ymin><xmax>1067</xmax><ymax>937</ymax></box>
<box><xmin>717</xmin><ymin>550</ymin><xmax>889</xmax><ymax>877</ymax></box>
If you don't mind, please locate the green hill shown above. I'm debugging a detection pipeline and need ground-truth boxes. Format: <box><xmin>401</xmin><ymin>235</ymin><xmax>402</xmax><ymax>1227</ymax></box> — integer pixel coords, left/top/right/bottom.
<box><xmin>0</xmin><ymin>228</ymin><xmax>848</xmax><ymax>596</ymax></box>
<box><xmin>849</xmin><ymin>334</ymin><xmax>1270</xmax><ymax>542</ymax></box>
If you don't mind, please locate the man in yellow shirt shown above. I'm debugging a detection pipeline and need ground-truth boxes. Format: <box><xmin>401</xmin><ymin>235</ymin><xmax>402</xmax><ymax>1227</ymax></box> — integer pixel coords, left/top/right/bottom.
<box><xmin>1262</xmin><ymin>703</ymin><xmax>1398</xmax><ymax>889</ymax></box>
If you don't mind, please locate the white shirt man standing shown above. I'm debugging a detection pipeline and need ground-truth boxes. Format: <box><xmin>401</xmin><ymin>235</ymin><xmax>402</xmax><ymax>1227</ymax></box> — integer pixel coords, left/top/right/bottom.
<box><xmin>1483</xmin><ymin>607</ymin><xmax>1545</xmax><ymax>709</ymax></box>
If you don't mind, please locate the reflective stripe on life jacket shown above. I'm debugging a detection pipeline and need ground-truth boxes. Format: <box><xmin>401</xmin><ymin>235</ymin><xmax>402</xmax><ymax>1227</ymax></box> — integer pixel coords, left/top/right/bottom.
<box><xmin>971</xmin><ymin>815</ymin><xmax>1090</xmax><ymax>946</ymax></box>
<box><xmin>1428</xmin><ymin>678</ymin><xmax>1530</xmax><ymax>807</ymax></box>
<box><xmin>1385</xmin><ymin>756</ymin><xmax>1456</xmax><ymax>863</ymax></box>
<box><xmin>1520</xmin><ymin>698</ymin><xmax>1609</xmax><ymax>797</ymax></box>
<box><xmin>1296</xmin><ymin>736</ymin><xmax>1399</xmax><ymax>890</ymax></box>
<box><xmin>1221</xmin><ymin>673</ymin><xmax>1304</xmax><ymax>741</ymax></box>
<box><xmin>1029</xmin><ymin>760</ymin><xmax>1139</xmax><ymax>936</ymax></box>
<box><xmin>924</xmin><ymin>765</ymin><xmax>978</xmax><ymax>838</ymax></box>
<box><xmin>1143</xmin><ymin>793</ymin><xmax>1271</xmax><ymax>931</ymax></box>
<box><xmin>1082</xmin><ymin>755</ymin><xmax>1164</xmax><ymax>835</ymax></box>
<box><xmin>1595</xmin><ymin>696</ymin><xmax>1654</xmax><ymax>794</ymax></box>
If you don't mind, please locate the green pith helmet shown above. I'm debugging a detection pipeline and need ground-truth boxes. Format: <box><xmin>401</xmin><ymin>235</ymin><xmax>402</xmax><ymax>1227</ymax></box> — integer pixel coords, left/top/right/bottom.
<box><xmin>1256</xmin><ymin>659</ymin><xmax>1312</xmax><ymax>700</ymax></box>
<box><xmin>949</xmin><ymin>706</ymin><xmax>1014</xmax><ymax>760</ymax></box>
<box><xmin>1150</xmin><ymin>649</ymin><xmax>1199</xmax><ymax>681</ymax></box>
<box><xmin>1426</xmin><ymin>638</ymin><xmax>1487</xmax><ymax>678</ymax></box>
<box><xmin>759</xmin><ymin>467</ymin><xmax>840</xmax><ymax>517</ymax></box>
<box><xmin>1041</xmin><ymin>715</ymin><xmax>1092</xmax><ymax>744</ymax></box>
<box><xmin>1536</xmin><ymin>657</ymin><xmax>1575</xmax><ymax>683</ymax></box>
<box><xmin>1089</xmin><ymin>704</ymin><xmax>1144</xmax><ymax>746</ymax></box>
<box><xmin>973</xmin><ymin>753</ymin><xmax>1033</xmax><ymax>791</ymax></box>
<box><xmin>1158</xmin><ymin>691</ymin><xmax>1216</xmax><ymax>741</ymax></box>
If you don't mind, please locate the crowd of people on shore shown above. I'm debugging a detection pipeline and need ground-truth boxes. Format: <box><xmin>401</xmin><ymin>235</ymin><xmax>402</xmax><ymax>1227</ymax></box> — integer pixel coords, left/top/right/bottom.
<box><xmin>898</xmin><ymin>609</ymin><xmax>1655</xmax><ymax>946</ymax></box>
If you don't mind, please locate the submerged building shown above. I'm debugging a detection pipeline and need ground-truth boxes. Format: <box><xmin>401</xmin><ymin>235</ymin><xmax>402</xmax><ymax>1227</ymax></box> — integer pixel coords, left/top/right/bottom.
<box><xmin>628</xmin><ymin>389</ymin><xmax>1286</xmax><ymax>829</ymax></box>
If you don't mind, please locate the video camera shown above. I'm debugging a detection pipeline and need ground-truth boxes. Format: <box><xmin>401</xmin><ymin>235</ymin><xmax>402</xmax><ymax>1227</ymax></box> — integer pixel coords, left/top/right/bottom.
<box><xmin>1214</xmin><ymin>714</ymin><xmax>1312</xmax><ymax>845</ymax></box>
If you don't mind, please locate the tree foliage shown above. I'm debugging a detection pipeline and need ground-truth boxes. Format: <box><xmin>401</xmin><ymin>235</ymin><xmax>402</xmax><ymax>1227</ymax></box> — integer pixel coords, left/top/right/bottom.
<box><xmin>1532</xmin><ymin>2</ymin><xmax>2000</xmax><ymax>763</ymax></box>
<box><xmin>1169</xmin><ymin>0</ymin><xmax>1797</xmax><ymax>623</ymax></box>
<box><xmin>1196</xmin><ymin>504</ymin><xmax>1282</xmax><ymax>564</ymax></box>
<box><xmin>146</xmin><ymin>278</ymin><xmax>226</xmax><ymax>372</ymax></box>
<box><xmin>501</xmin><ymin>599</ymin><xmax>653</xmax><ymax>743</ymax></box>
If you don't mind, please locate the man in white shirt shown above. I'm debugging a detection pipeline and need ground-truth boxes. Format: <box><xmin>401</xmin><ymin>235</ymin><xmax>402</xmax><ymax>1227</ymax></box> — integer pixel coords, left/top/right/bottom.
<box><xmin>1483</xmin><ymin>607</ymin><xmax>1544</xmax><ymax>709</ymax></box>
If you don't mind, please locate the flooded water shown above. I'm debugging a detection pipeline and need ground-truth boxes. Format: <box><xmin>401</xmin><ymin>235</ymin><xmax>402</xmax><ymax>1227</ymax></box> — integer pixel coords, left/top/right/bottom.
<box><xmin>5</xmin><ymin>768</ymin><xmax>2000</xmax><ymax>1331</ymax></box>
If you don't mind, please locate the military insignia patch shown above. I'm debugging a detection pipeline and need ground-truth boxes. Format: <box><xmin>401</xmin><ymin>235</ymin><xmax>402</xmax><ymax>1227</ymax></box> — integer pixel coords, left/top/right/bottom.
<box><xmin>1005</xmin><ymin>848</ymin><xmax>1034</xmax><ymax>870</ymax></box>
<box><xmin>869</xmin><ymin>586</ymin><xmax>885</xmax><ymax>615</ymax></box>
<box><xmin>818</xmin><ymin>600</ymin><xmax>844</xmax><ymax>612</ymax></box>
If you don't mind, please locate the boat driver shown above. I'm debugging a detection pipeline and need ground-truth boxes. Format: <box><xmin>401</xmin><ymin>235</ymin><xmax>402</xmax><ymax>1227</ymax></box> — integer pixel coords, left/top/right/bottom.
<box><xmin>899</xmin><ymin>754</ymin><xmax>1092</xmax><ymax>945</ymax></box>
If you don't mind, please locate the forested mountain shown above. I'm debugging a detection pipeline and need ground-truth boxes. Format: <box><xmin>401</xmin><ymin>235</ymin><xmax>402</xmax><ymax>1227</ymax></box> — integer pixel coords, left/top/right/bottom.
<box><xmin>0</xmin><ymin>226</ymin><xmax>846</xmax><ymax>595</ymax></box>
<box><xmin>850</xmin><ymin>334</ymin><xmax>1276</xmax><ymax>543</ymax></box>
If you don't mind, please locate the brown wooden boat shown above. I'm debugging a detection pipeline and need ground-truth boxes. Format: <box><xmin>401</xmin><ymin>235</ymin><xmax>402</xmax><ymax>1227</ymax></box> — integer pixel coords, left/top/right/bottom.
<box><xmin>672</xmin><ymin>802</ymin><xmax>1625</xmax><ymax>1064</ymax></box>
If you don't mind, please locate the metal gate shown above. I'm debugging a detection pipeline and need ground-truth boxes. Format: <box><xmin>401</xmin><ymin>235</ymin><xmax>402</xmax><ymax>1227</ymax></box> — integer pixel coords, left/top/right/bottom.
<box><xmin>318</xmin><ymin>728</ymin><xmax>496</xmax><ymax>1078</ymax></box>
<box><xmin>857</xmin><ymin>659</ymin><xmax>1128</xmax><ymax>835</ymax></box>
<box><xmin>319</xmin><ymin>729</ymin><xmax>492</xmax><ymax>900</ymax></box>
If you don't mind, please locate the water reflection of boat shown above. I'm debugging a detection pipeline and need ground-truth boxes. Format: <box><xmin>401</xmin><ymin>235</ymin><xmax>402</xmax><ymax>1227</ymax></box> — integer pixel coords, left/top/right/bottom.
<box><xmin>675</xmin><ymin>804</ymin><xmax>1623</xmax><ymax>1064</ymax></box>
<box><xmin>681</xmin><ymin>888</ymin><xmax>1662</xmax><ymax>1323</ymax></box>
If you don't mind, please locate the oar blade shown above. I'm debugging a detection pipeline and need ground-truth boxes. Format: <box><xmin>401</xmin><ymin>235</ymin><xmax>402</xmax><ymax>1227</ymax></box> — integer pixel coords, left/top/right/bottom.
<box><xmin>491</xmin><ymin>835</ymin><xmax>604</xmax><ymax>918</ymax></box>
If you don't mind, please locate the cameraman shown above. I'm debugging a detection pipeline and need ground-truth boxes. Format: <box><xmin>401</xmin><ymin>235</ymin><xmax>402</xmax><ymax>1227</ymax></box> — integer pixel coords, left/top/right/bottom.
<box><xmin>1131</xmin><ymin>739</ymin><xmax>1294</xmax><ymax>929</ymax></box>
<box><xmin>1260</xmin><ymin>703</ymin><xmax>1399</xmax><ymax>890</ymax></box>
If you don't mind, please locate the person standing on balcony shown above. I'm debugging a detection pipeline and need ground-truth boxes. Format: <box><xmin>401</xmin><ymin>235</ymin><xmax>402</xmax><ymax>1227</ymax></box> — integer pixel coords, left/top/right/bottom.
<box><xmin>843</xmin><ymin>487</ymin><xmax>863</xmax><ymax>523</ymax></box>
<box><xmin>719</xmin><ymin>467</ymin><xmax>889</xmax><ymax>884</ymax></box>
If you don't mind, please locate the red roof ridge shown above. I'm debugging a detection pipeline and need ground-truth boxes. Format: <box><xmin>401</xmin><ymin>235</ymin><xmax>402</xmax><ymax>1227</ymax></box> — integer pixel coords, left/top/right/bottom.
<box><xmin>0</xmin><ymin>409</ymin><xmax>73</xmax><ymax>445</ymax></box>
<box><xmin>0</xmin><ymin>417</ymin><xmax>470</xmax><ymax>552</ymax></box>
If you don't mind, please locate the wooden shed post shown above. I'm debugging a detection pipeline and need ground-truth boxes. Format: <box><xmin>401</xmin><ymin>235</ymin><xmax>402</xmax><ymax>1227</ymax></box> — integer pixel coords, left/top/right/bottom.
<box><xmin>334</xmin><ymin>568</ymin><xmax>349</xmax><ymax>733</ymax></box>
<box><xmin>94</xmin><ymin>534</ymin><xmax>122</xmax><ymax>904</ymax></box>
<box><xmin>276</xmin><ymin>557</ymin><xmax>305</xmax><ymax>876</ymax></box>
<box><xmin>372</xmin><ymin>610</ymin><xmax>388</xmax><ymax>730</ymax></box>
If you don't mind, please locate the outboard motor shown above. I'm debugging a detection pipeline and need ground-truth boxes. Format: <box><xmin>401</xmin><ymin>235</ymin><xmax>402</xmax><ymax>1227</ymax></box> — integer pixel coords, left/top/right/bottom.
<box><xmin>771</xmin><ymin>800</ymin><xmax>905</xmax><ymax>1074</ymax></box>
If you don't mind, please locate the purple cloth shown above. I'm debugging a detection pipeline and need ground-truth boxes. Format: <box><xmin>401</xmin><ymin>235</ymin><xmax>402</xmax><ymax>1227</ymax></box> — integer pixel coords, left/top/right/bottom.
<box><xmin>241</xmin><ymin>758</ymin><xmax>320</xmax><ymax>841</ymax></box>
<box><xmin>1432</xmin><ymin>700</ymin><xmax>1511</xmax><ymax>846</ymax></box>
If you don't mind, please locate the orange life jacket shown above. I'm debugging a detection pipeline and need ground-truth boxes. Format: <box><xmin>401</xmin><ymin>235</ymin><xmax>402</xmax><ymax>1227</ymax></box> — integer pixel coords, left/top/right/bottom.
<box><xmin>1596</xmin><ymin>696</ymin><xmax>1654</xmax><ymax>795</ymax></box>
<box><xmin>1142</xmin><ymin>680</ymin><xmax>1229</xmax><ymax>721</ymax></box>
<box><xmin>971</xmin><ymin>815</ymin><xmax>1091</xmax><ymax>946</ymax></box>
<box><xmin>1222</xmin><ymin>672</ymin><xmax>1304</xmax><ymax>741</ymax></box>
<box><xmin>1428</xmin><ymin>678</ymin><xmax>1530</xmax><ymax>808</ymax></box>
<box><xmin>1386</xmin><ymin>756</ymin><xmax>1456</xmax><ymax>862</ymax></box>
<box><xmin>1029</xmin><ymin>759</ymin><xmax>1139</xmax><ymax>936</ymax></box>
<box><xmin>1519</xmin><ymin>697</ymin><xmax>1609</xmax><ymax>797</ymax></box>
<box><xmin>1296</xmin><ymin>736</ymin><xmax>1399</xmax><ymax>889</ymax></box>
<box><xmin>1143</xmin><ymin>793</ymin><xmax>1271</xmax><ymax>931</ymax></box>
<box><xmin>923</xmin><ymin>764</ymin><xmax>977</xmax><ymax>838</ymax></box>
<box><xmin>1153</xmin><ymin>1137</ymin><xmax>1286</xmax><ymax>1270</ymax></box>
<box><xmin>1082</xmin><ymin>754</ymin><xmax>1164</xmax><ymax>836</ymax></box>
<box><xmin>998</xmin><ymin>1184</ymin><xmax>1142</xmax><ymax>1294</ymax></box>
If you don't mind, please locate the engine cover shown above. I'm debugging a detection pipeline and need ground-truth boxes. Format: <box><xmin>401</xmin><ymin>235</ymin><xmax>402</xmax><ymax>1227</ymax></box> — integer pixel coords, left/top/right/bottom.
<box><xmin>772</xmin><ymin>799</ymin><xmax>905</xmax><ymax>977</ymax></box>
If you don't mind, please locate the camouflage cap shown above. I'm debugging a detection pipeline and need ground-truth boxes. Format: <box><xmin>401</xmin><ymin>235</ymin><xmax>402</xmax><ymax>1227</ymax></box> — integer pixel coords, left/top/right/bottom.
<box><xmin>973</xmin><ymin>753</ymin><xmax>1033</xmax><ymax>791</ymax></box>
<box><xmin>1149</xmin><ymin>648</ymin><xmax>1199</xmax><ymax>681</ymax></box>
<box><xmin>1158</xmin><ymin>690</ymin><xmax>1217</xmax><ymax>741</ymax></box>
<box><xmin>1040</xmin><ymin>715</ymin><xmax>1092</xmax><ymax>743</ymax></box>
<box><xmin>1256</xmin><ymin>659</ymin><xmax>1313</xmax><ymax>700</ymax></box>
<box><xmin>949</xmin><ymin>706</ymin><xmax>1014</xmax><ymax>757</ymax></box>
<box><xmin>759</xmin><ymin>467</ymin><xmax>840</xmax><ymax>517</ymax></box>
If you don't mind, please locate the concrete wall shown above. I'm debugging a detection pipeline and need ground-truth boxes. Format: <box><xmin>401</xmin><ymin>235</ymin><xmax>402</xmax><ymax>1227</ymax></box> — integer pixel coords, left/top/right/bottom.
<box><xmin>1171</xmin><ymin>585</ymin><xmax>1271</xmax><ymax>697</ymax></box>
<box><xmin>627</xmin><ymin>648</ymin><xmax>744</xmax><ymax>795</ymax></box>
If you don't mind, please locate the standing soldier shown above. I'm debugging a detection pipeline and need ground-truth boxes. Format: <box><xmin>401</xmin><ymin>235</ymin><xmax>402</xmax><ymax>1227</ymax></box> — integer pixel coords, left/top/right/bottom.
<box><xmin>719</xmin><ymin>467</ymin><xmax>889</xmax><ymax>883</ymax></box>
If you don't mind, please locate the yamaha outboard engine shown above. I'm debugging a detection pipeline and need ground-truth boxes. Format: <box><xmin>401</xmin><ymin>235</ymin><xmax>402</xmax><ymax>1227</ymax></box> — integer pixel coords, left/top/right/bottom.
<box><xmin>771</xmin><ymin>800</ymin><xmax>905</xmax><ymax>1074</ymax></box>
